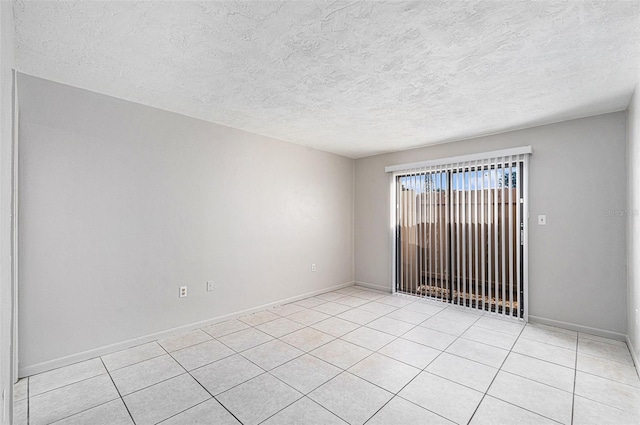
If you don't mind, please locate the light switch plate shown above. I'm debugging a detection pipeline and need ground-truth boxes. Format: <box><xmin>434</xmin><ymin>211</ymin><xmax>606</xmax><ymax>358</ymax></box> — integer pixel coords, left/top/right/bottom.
<box><xmin>538</xmin><ymin>215</ymin><xmax>547</xmax><ymax>225</ymax></box>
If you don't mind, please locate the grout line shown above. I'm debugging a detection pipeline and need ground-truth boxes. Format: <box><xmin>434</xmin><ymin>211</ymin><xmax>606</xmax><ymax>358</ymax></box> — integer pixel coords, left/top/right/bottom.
<box><xmin>471</xmin><ymin>396</ymin><xmax>565</xmax><ymax>425</ymax></box>
<box><xmin>571</xmin><ymin>392</ymin><xmax>640</xmax><ymax>417</ymax></box>
<box><xmin>497</xmin><ymin>369</ymin><xmax>574</xmax><ymax>394</ymax></box>
<box><xmin>100</xmin><ymin>357</ymin><xmax>136</xmax><ymax>424</ymax></box>
<box><xmin>574</xmin><ymin>350</ymin><xmax>635</xmax><ymax>367</ymax></box>
<box><xmin>106</xmin><ymin>352</ymin><xmax>166</xmax><ymax>374</ymax></box>
<box><xmin>505</xmin><ymin>350</ymin><xmax>574</xmax><ymax>370</ymax></box>
<box><xmin>26</xmin><ymin>372</ymin><xmax>109</xmax><ymax>399</ymax></box>
<box><xmin>154</xmin><ymin>398</ymin><xmax>210</xmax><ymax>424</ymax></box>
<box><xmin>46</xmin><ymin>399</ymin><xmax>122</xmax><ymax>425</ymax></box>
<box><xmin>465</xmin><ymin>320</ymin><xmax>525</xmax><ymax>424</ymax></box>
<box><xmin>576</xmin><ymin>369</ymin><xmax>640</xmax><ymax>388</ymax></box>
<box><xmin>516</xmin><ymin>334</ymin><xmax>577</xmax><ymax>351</ymax></box>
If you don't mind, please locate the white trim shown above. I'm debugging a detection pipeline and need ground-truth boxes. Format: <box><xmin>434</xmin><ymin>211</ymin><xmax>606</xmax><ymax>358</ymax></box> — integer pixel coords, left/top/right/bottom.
<box><xmin>385</xmin><ymin>146</ymin><xmax>533</xmax><ymax>173</ymax></box>
<box><xmin>10</xmin><ymin>70</ymin><xmax>17</xmax><ymax>383</ymax></box>
<box><xmin>528</xmin><ymin>315</ymin><xmax>627</xmax><ymax>342</ymax></box>
<box><xmin>627</xmin><ymin>336</ymin><xmax>640</xmax><ymax>379</ymax></box>
<box><xmin>522</xmin><ymin>154</ymin><xmax>529</xmax><ymax>321</ymax></box>
<box><xmin>389</xmin><ymin>172</ymin><xmax>397</xmax><ymax>294</ymax></box>
<box><xmin>354</xmin><ymin>281</ymin><xmax>392</xmax><ymax>292</ymax></box>
<box><xmin>19</xmin><ymin>281</ymin><xmax>355</xmax><ymax>377</ymax></box>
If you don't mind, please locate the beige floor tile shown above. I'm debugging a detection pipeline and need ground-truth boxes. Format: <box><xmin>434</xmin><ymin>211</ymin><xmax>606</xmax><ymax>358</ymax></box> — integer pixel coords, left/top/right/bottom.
<box><xmin>487</xmin><ymin>371</ymin><xmax>573</xmax><ymax>424</ymax></box>
<box><xmin>123</xmin><ymin>374</ymin><xmax>210</xmax><ymax>425</ymax></box>
<box><xmin>269</xmin><ymin>303</ymin><xmax>307</xmax><ymax>317</ymax></box>
<box><xmin>578</xmin><ymin>338</ymin><xmax>634</xmax><ymax>365</ymax></box>
<box><xmin>341</xmin><ymin>327</ymin><xmax>396</xmax><ymax>351</ymax></box>
<box><xmin>462</xmin><ymin>325</ymin><xmax>518</xmax><ymax>350</ymax></box>
<box><xmin>280</xmin><ymin>327</ymin><xmax>335</xmax><ymax>352</ymax></box>
<box><xmin>378</xmin><ymin>338</ymin><xmax>441</xmax><ymax>369</ymax></box>
<box><xmin>311</xmin><ymin>317</ymin><xmax>360</xmax><ymax>337</ymax></box>
<box><xmin>502</xmin><ymin>352</ymin><xmax>575</xmax><ymax>392</ymax></box>
<box><xmin>29</xmin><ymin>358</ymin><xmax>106</xmax><ymax>396</ymax></box>
<box><xmin>52</xmin><ymin>399</ymin><xmax>133</xmax><ymax>425</ymax></box>
<box><xmin>511</xmin><ymin>336</ymin><xmax>576</xmax><ymax>368</ymax></box>
<box><xmin>336</xmin><ymin>308</ymin><xmax>381</xmax><ymax>325</ymax></box>
<box><xmin>520</xmin><ymin>324</ymin><xmax>577</xmax><ymax>350</ymax></box>
<box><xmin>160</xmin><ymin>398</ymin><xmax>240</xmax><ymax>425</ymax></box>
<box><xmin>287</xmin><ymin>308</ymin><xmax>331</xmax><ymax>326</ymax></box>
<box><xmin>367</xmin><ymin>397</ymin><xmax>454</xmax><ymax>425</ymax></box>
<box><xmin>255</xmin><ymin>317</ymin><xmax>306</xmax><ymax>338</ymax></box>
<box><xmin>310</xmin><ymin>339</ymin><xmax>372</xmax><ymax>369</ymax></box>
<box><xmin>403</xmin><ymin>326</ymin><xmax>457</xmax><ymax>351</ymax></box>
<box><xmin>421</xmin><ymin>315</ymin><xmax>472</xmax><ymax>336</ymax></box>
<box><xmin>366</xmin><ymin>316</ymin><xmax>415</xmax><ymax>336</ymax></box>
<box><xmin>309</xmin><ymin>372</ymin><xmax>393</xmax><ymax>425</ymax></box>
<box><xmin>470</xmin><ymin>396</ymin><xmax>558</xmax><ymax>425</ymax></box>
<box><xmin>577</xmin><ymin>352</ymin><xmax>640</xmax><ymax>387</ymax></box>
<box><xmin>171</xmin><ymin>339</ymin><xmax>234</xmax><ymax>371</ymax></box>
<box><xmin>271</xmin><ymin>354</ymin><xmax>341</xmax><ymax>394</ymax></box>
<box><xmin>238</xmin><ymin>310</ymin><xmax>280</xmax><ymax>326</ymax></box>
<box><xmin>158</xmin><ymin>330</ymin><xmax>212</xmax><ymax>352</ymax></box>
<box><xmin>102</xmin><ymin>342</ymin><xmax>166</xmax><ymax>372</ymax></box>
<box><xmin>574</xmin><ymin>371</ymin><xmax>640</xmax><ymax>414</ymax></box>
<box><xmin>426</xmin><ymin>352</ymin><xmax>498</xmax><ymax>392</ymax></box>
<box><xmin>191</xmin><ymin>354</ymin><xmax>263</xmax><ymax>395</ymax></box>
<box><xmin>217</xmin><ymin>374</ymin><xmax>302</xmax><ymax>425</ymax></box>
<box><xmin>312</xmin><ymin>301</ymin><xmax>352</xmax><ymax>316</ymax></box>
<box><xmin>110</xmin><ymin>354</ymin><xmax>184</xmax><ymax>395</ymax></box>
<box><xmin>261</xmin><ymin>397</ymin><xmax>347</xmax><ymax>425</ymax></box>
<box><xmin>217</xmin><ymin>327</ymin><xmax>273</xmax><ymax>352</ymax></box>
<box><xmin>573</xmin><ymin>395</ymin><xmax>640</xmax><ymax>425</ymax></box>
<box><xmin>30</xmin><ymin>374</ymin><xmax>119</xmax><ymax>425</ymax></box>
<box><xmin>399</xmin><ymin>372</ymin><xmax>483</xmax><ymax>425</ymax></box>
<box><xmin>241</xmin><ymin>339</ymin><xmax>303</xmax><ymax>370</ymax></box>
<box><xmin>349</xmin><ymin>353</ymin><xmax>420</xmax><ymax>393</ymax></box>
<box><xmin>201</xmin><ymin>319</ymin><xmax>249</xmax><ymax>338</ymax></box>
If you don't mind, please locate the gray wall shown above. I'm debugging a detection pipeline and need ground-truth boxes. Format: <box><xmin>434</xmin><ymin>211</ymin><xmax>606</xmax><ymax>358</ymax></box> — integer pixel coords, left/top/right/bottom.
<box><xmin>355</xmin><ymin>112</ymin><xmax>628</xmax><ymax>336</ymax></box>
<box><xmin>628</xmin><ymin>85</ymin><xmax>640</xmax><ymax>363</ymax></box>
<box><xmin>0</xmin><ymin>1</ymin><xmax>15</xmax><ymax>422</ymax></box>
<box><xmin>17</xmin><ymin>74</ymin><xmax>354</xmax><ymax>372</ymax></box>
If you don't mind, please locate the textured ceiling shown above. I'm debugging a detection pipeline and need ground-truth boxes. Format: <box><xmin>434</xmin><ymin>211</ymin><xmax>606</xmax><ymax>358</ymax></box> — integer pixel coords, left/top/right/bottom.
<box><xmin>13</xmin><ymin>1</ymin><xmax>640</xmax><ymax>158</ymax></box>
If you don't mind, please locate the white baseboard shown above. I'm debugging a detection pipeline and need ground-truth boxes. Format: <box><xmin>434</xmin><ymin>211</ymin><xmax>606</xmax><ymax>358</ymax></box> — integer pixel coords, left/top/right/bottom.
<box><xmin>19</xmin><ymin>281</ymin><xmax>355</xmax><ymax>377</ymax></box>
<box><xmin>627</xmin><ymin>336</ymin><xmax>640</xmax><ymax>379</ymax></box>
<box><xmin>354</xmin><ymin>281</ymin><xmax>392</xmax><ymax>292</ymax></box>
<box><xmin>528</xmin><ymin>315</ymin><xmax>627</xmax><ymax>342</ymax></box>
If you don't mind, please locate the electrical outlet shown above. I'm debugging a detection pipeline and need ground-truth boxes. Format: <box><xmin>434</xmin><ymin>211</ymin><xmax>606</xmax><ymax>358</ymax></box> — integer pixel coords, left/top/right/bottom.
<box><xmin>311</xmin><ymin>263</ymin><xmax>317</xmax><ymax>272</ymax></box>
<box><xmin>207</xmin><ymin>281</ymin><xmax>215</xmax><ymax>291</ymax></box>
<box><xmin>179</xmin><ymin>286</ymin><xmax>187</xmax><ymax>298</ymax></box>
<box><xmin>537</xmin><ymin>215</ymin><xmax>547</xmax><ymax>225</ymax></box>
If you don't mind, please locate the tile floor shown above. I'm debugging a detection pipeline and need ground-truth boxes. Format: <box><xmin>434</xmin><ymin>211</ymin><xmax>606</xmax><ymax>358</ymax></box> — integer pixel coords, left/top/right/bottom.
<box><xmin>13</xmin><ymin>285</ymin><xmax>640</xmax><ymax>425</ymax></box>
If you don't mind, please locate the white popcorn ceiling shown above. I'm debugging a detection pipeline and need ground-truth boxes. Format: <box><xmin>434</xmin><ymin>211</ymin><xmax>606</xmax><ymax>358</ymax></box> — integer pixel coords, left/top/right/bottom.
<box><xmin>12</xmin><ymin>0</ymin><xmax>640</xmax><ymax>158</ymax></box>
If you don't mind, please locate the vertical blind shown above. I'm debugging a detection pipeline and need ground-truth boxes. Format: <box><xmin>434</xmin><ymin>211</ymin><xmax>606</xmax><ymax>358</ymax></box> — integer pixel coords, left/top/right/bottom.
<box><xmin>387</xmin><ymin>148</ymin><xmax>530</xmax><ymax>318</ymax></box>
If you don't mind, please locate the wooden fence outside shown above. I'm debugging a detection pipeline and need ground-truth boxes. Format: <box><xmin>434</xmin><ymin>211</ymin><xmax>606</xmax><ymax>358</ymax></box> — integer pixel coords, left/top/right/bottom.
<box><xmin>398</xmin><ymin>188</ymin><xmax>520</xmax><ymax>312</ymax></box>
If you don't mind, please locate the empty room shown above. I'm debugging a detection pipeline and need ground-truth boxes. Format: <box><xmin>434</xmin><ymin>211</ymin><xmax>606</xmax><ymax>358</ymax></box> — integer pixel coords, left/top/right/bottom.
<box><xmin>1</xmin><ymin>1</ymin><xmax>640</xmax><ymax>424</ymax></box>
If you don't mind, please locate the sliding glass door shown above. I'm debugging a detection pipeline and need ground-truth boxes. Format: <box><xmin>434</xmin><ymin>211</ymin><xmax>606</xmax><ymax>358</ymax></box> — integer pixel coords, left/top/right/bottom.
<box><xmin>394</xmin><ymin>155</ymin><xmax>527</xmax><ymax>318</ymax></box>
